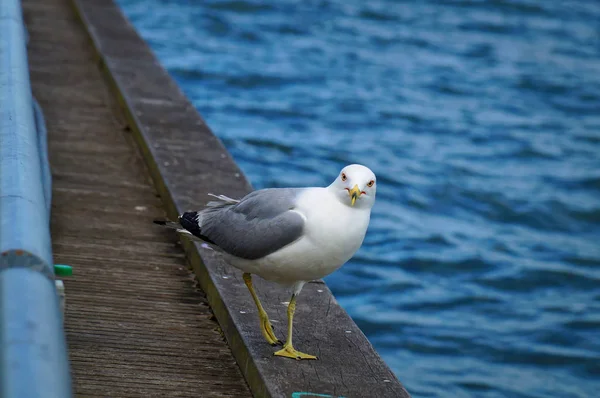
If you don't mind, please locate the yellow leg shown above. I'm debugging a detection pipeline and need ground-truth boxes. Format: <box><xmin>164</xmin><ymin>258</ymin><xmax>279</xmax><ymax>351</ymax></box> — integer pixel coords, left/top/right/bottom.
<box><xmin>243</xmin><ymin>273</ymin><xmax>281</xmax><ymax>346</ymax></box>
<box><xmin>274</xmin><ymin>294</ymin><xmax>317</xmax><ymax>360</ymax></box>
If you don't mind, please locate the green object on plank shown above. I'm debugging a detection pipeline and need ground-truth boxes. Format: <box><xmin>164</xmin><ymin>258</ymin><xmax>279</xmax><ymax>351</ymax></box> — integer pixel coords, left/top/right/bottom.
<box><xmin>54</xmin><ymin>264</ymin><xmax>72</xmax><ymax>277</ymax></box>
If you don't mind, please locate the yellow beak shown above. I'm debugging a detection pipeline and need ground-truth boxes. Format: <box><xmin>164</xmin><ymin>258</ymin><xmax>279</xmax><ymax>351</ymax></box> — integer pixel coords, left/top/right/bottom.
<box><xmin>349</xmin><ymin>184</ymin><xmax>361</xmax><ymax>206</ymax></box>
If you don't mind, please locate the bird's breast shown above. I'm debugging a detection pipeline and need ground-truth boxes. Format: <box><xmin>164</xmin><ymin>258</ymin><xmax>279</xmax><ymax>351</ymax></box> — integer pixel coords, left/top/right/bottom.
<box><xmin>296</xmin><ymin>188</ymin><xmax>370</xmax><ymax>266</ymax></box>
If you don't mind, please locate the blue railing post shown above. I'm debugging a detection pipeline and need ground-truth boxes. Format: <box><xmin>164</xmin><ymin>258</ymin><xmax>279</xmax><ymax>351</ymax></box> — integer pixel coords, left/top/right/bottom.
<box><xmin>0</xmin><ymin>0</ymin><xmax>72</xmax><ymax>396</ymax></box>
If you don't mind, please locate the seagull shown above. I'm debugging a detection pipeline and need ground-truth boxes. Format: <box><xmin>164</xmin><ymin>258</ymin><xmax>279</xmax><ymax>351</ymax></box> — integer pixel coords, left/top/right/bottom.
<box><xmin>154</xmin><ymin>164</ymin><xmax>376</xmax><ymax>360</ymax></box>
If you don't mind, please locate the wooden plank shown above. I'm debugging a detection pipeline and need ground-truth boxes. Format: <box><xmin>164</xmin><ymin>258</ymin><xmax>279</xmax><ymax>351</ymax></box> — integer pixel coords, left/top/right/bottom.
<box><xmin>23</xmin><ymin>0</ymin><xmax>252</xmax><ymax>396</ymax></box>
<box><xmin>70</xmin><ymin>0</ymin><xmax>411</xmax><ymax>397</ymax></box>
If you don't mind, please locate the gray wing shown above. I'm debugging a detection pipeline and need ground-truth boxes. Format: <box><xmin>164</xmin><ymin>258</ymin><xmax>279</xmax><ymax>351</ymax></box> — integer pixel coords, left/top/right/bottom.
<box><xmin>198</xmin><ymin>188</ymin><xmax>305</xmax><ymax>260</ymax></box>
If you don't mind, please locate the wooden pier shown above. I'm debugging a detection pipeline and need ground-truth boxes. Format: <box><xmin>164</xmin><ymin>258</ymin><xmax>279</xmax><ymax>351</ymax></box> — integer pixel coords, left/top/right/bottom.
<box><xmin>16</xmin><ymin>0</ymin><xmax>410</xmax><ymax>396</ymax></box>
<box><xmin>23</xmin><ymin>0</ymin><xmax>250</xmax><ymax>395</ymax></box>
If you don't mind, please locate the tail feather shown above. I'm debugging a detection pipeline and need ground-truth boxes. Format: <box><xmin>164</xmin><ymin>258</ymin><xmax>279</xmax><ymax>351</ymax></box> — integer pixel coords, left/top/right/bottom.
<box><xmin>154</xmin><ymin>213</ymin><xmax>217</xmax><ymax>245</ymax></box>
<box><xmin>153</xmin><ymin>220</ymin><xmax>180</xmax><ymax>229</ymax></box>
<box><xmin>153</xmin><ymin>191</ymin><xmax>240</xmax><ymax>243</ymax></box>
<box><xmin>206</xmin><ymin>193</ymin><xmax>240</xmax><ymax>208</ymax></box>
<box><xmin>207</xmin><ymin>193</ymin><xmax>239</xmax><ymax>204</ymax></box>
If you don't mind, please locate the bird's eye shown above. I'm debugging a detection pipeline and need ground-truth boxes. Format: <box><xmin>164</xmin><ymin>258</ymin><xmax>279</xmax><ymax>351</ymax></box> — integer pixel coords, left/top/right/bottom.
<box><xmin>367</xmin><ymin>180</ymin><xmax>375</xmax><ymax>187</ymax></box>
<box><xmin>341</xmin><ymin>173</ymin><xmax>347</xmax><ymax>181</ymax></box>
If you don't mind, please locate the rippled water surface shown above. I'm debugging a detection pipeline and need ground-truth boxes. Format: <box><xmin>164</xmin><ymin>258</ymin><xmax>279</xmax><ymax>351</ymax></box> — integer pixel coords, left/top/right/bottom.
<box><xmin>117</xmin><ymin>0</ymin><xmax>600</xmax><ymax>396</ymax></box>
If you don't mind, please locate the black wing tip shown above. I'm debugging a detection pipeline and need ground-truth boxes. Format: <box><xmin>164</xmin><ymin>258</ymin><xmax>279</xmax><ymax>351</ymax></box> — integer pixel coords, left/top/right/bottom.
<box><xmin>180</xmin><ymin>211</ymin><xmax>201</xmax><ymax>232</ymax></box>
<box><xmin>153</xmin><ymin>220</ymin><xmax>167</xmax><ymax>225</ymax></box>
<box><xmin>180</xmin><ymin>211</ymin><xmax>199</xmax><ymax>223</ymax></box>
<box><xmin>178</xmin><ymin>212</ymin><xmax>218</xmax><ymax>245</ymax></box>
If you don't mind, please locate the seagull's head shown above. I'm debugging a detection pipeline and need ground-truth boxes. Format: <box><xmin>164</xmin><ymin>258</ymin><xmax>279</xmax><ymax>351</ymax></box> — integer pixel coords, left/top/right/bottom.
<box><xmin>330</xmin><ymin>164</ymin><xmax>376</xmax><ymax>209</ymax></box>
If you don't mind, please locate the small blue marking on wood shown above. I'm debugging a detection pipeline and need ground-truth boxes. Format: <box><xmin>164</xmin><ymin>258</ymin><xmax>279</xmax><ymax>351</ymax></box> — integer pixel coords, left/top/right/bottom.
<box><xmin>291</xmin><ymin>393</ymin><xmax>346</xmax><ymax>398</ymax></box>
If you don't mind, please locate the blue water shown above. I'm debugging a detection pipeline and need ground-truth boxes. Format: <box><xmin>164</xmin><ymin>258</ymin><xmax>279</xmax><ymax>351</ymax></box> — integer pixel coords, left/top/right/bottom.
<box><xmin>117</xmin><ymin>1</ymin><xmax>600</xmax><ymax>396</ymax></box>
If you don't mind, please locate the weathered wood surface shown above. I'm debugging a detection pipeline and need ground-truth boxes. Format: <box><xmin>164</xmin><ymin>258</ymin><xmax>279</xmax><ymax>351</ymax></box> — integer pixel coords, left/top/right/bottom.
<box><xmin>70</xmin><ymin>0</ymin><xmax>411</xmax><ymax>397</ymax></box>
<box><xmin>23</xmin><ymin>0</ymin><xmax>252</xmax><ymax>396</ymax></box>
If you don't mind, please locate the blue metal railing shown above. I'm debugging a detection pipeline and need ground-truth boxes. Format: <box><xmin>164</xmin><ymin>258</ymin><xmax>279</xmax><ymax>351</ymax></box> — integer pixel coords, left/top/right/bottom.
<box><xmin>0</xmin><ymin>0</ymin><xmax>72</xmax><ymax>396</ymax></box>
<box><xmin>34</xmin><ymin>98</ymin><xmax>52</xmax><ymax>215</ymax></box>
